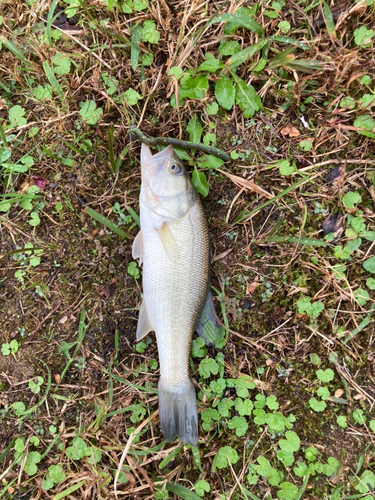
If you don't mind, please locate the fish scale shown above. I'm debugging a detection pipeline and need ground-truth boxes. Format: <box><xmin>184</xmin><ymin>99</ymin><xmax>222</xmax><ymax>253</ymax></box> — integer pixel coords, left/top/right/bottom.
<box><xmin>143</xmin><ymin>203</ymin><xmax>209</xmax><ymax>386</ymax></box>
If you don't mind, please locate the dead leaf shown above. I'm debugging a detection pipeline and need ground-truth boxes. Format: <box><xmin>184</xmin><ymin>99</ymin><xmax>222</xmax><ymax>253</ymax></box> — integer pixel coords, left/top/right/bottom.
<box><xmin>354</xmin><ymin>393</ymin><xmax>365</xmax><ymax>400</ymax></box>
<box><xmin>322</xmin><ymin>212</ymin><xmax>345</xmax><ymax>239</ymax></box>
<box><xmin>280</xmin><ymin>124</ymin><xmax>300</xmax><ymax>137</ymax></box>
<box><xmin>246</xmin><ymin>276</ymin><xmax>259</xmax><ymax>295</ymax></box>
<box><xmin>127</xmin><ymin>456</ymin><xmax>154</xmax><ymax>491</ymax></box>
<box><xmin>219</xmin><ymin>170</ymin><xmax>273</xmax><ymax>199</ymax></box>
<box><xmin>212</xmin><ymin>248</ymin><xmax>233</xmax><ymax>263</ymax></box>
<box><xmin>369</xmin><ymin>185</ymin><xmax>375</xmax><ymax>205</ymax></box>
<box><xmin>252</xmin><ymin>378</ymin><xmax>272</xmax><ymax>391</ymax></box>
<box><xmin>325</xmin><ymin>165</ymin><xmax>346</xmax><ymax>183</ymax></box>
<box><xmin>334</xmin><ymin>388</ymin><xmax>344</xmax><ymax>398</ymax></box>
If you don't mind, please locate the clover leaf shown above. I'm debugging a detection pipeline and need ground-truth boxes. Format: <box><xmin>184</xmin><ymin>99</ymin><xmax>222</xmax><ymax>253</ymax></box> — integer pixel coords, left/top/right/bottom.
<box><xmin>212</xmin><ymin>446</ymin><xmax>239</xmax><ymax>471</ymax></box>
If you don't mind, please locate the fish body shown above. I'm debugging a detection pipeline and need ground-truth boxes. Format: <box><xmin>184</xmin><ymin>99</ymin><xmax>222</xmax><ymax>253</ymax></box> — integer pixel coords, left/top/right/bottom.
<box><xmin>132</xmin><ymin>144</ymin><xmax>212</xmax><ymax>445</ymax></box>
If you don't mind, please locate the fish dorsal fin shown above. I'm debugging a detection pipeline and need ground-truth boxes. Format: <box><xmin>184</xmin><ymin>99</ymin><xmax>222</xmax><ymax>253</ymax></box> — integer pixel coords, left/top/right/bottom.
<box><xmin>156</xmin><ymin>222</ymin><xmax>180</xmax><ymax>262</ymax></box>
<box><xmin>132</xmin><ymin>231</ymin><xmax>144</xmax><ymax>264</ymax></box>
<box><xmin>197</xmin><ymin>286</ymin><xmax>224</xmax><ymax>346</ymax></box>
<box><xmin>136</xmin><ymin>300</ymin><xmax>154</xmax><ymax>340</ymax></box>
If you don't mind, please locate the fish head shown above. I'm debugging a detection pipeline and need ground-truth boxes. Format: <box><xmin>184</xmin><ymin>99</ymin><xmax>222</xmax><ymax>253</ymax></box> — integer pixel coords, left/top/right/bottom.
<box><xmin>141</xmin><ymin>144</ymin><xmax>195</xmax><ymax>221</ymax></box>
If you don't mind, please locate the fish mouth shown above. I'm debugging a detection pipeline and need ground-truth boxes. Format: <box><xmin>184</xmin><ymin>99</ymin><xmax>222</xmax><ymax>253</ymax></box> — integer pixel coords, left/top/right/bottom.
<box><xmin>141</xmin><ymin>145</ymin><xmax>183</xmax><ymax>203</ymax></box>
<box><xmin>141</xmin><ymin>144</ymin><xmax>175</xmax><ymax>173</ymax></box>
<box><xmin>141</xmin><ymin>146</ymin><xmax>174</xmax><ymax>189</ymax></box>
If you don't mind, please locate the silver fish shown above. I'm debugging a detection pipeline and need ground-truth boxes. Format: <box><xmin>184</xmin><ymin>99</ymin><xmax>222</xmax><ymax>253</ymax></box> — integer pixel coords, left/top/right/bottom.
<box><xmin>132</xmin><ymin>144</ymin><xmax>221</xmax><ymax>445</ymax></box>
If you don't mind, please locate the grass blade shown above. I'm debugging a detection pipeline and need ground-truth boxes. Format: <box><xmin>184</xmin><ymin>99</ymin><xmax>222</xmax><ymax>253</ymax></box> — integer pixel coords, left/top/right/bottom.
<box><xmin>78</xmin><ymin>0</ymin><xmax>130</xmax><ymax>44</ymax></box>
<box><xmin>209</xmin><ymin>12</ymin><xmax>264</xmax><ymax>36</ymax></box>
<box><xmin>61</xmin><ymin>139</ymin><xmax>84</xmax><ymax>155</ymax></box>
<box><xmin>53</xmin><ymin>480</ymin><xmax>85</xmax><ymax>500</ymax></box>
<box><xmin>286</xmin><ymin>59</ymin><xmax>324</xmax><ymax>73</ymax></box>
<box><xmin>131</xmin><ymin>24</ymin><xmax>142</xmax><ymax>72</ymax></box>
<box><xmin>343</xmin><ymin>305</ymin><xmax>375</xmax><ymax>344</ymax></box>
<box><xmin>42</xmin><ymin>60</ymin><xmax>63</xmax><ymax>97</ymax></box>
<box><xmin>322</xmin><ymin>1</ymin><xmax>336</xmax><ymax>38</ymax></box>
<box><xmin>0</xmin><ymin>439</ymin><xmax>15</xmax><ymax>464</ymax></box>
<box><xmin>267</xmin><ymin>47</ymin><xmax>296</xmax><ymax>69</ymax></box>
<box><xmin>45</xmin><ymin>0</ymin><xmax>60</xmax><ymax>46</ymax></box>
<box><xmin>166</xmin><ymin>482</ymin><xmax>202</xmax><ymax>500</ymax></box>
<box><xmin>0</xmin><ymin>36</ymin><xmax>32</xmax><ymax>68</ymax></box>
<box><xmin>81</xmin><ymin>139</ymin><xmax>111</xmax><ymax>170</ymax></box>
<box><xmin>77</xmin><ymin>301</ymin><xmax>86</xmax><ymax>343</ymax></box>
<box><xmin>0</xmin><ymin>122</ymin><xmax>8</xmax><ymax>147</ymax></box>
<box><xmin>0</xmin><ymin>478</ymin><xmax>18</xmax><ymax>498</ymax></box>
<box><xmin>259</xmin><ymin>235</ymin><xmax>329</xmax><ymax>247</ymax></box>
<box><xmin>41</xmin><ymin>146</ymin><xmax>75</xmax><ymax>167</ymax></box>
<box><xmin>105</xmin><ymin>372</ymin><xmax>158</xmax><ymax>397</ymax></box>
<box><xmin>159</xmin><ymin>445</ymin><xmax>183</xmax><ymax>469</ymax></box>
<box><xmin>55</xmin><ymin>303</ymin><xmax>87</xmax><ymax>389</ymax></box>
<box><xmin>228</xmin><ymin>39</ymin><xmax>267</xmax><ymax>70</ymax></box>
<box><xmin>108</xmin><ymin>124</ymin><xmax>118</xmax><ymax>173</ymax></box>
<box><xmin>84</xmin><ymin>206</ymin><xmax>130</xmax><ymax>239</ymax></box>
<box><xmin>188</xmin><ymin>445</ymin><xmax>203</xmax><ymax>473</ymax></box>
<box><xmin>126</xmin><ymin>206</ymin><xmax>140</xmax><ymax>227</ymax></box>
<box><xmin>271</xmin><ymin>35</ymin><xmax>309</xmax><ymax>50</ymax></box>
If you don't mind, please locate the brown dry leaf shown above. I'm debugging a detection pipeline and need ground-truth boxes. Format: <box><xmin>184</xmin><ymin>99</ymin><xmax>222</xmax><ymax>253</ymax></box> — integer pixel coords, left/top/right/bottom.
<box><xmin>325</xmin><ymin>165</ymin><xmax>346</xmax><ymax>184</ymax></box>
<box><xmin>252</xmin><ymin>378</ymin><xmax>272</xmax><ymax>391</ymax></box>
<box><xmin>369</xmin><ymin>185</ymin><xmax>375</xmax><ymax>205</ymax></box>
<box><xmin>246</xmin><ymin>276</ymin><xmax>259</xmax><ymax>295</ymax></box>
<box><xmin>334</xmin><ymin>388</ymin><xmax>344</xmax><ymax>398</ymax></box>
<box><xmin>336</xmin><ymin>0</ymin><xmax>368</xmax><ymax>31</ymax></box>
<box><xmin>127</xmin><ymin>456</ymin><xmax>154</xmax><ymax>491</ymax></box>
<box><xmin>212</xmin><ymin>248</ymin><xmax>233</xmax><ymax>263</ymax></box>
<box><xmin>280</xmin><ymin>124</ymin><xmax>300</xmax><ymax>137</ymax></box>
<box><xmin>219</xmin><ymin>171</ymin><xmax>273</xmax><ymax>199</ymax></box>
<box><xmin>354</xmin><ymin>393</ymin><xmax>366</xmax><ymax>400</ymax></box>
<box><xmin>322</xmin><ymin>212</ymin><xmax>345</xmax><ymax>240</ymax></box>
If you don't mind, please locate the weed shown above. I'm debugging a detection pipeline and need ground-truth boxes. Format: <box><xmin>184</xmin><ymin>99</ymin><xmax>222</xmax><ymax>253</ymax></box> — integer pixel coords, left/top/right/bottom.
<box><xmin>1</xmin><ymin>339</ymin><xmax>19</xmax><ymax>358</ymax></box>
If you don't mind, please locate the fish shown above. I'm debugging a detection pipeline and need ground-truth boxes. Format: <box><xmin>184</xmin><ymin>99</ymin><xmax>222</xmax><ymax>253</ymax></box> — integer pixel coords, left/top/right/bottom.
<box><xmin>132</xmin><ymin>143</ymin><xmax>222</xmax><ymax>446</ymax></box>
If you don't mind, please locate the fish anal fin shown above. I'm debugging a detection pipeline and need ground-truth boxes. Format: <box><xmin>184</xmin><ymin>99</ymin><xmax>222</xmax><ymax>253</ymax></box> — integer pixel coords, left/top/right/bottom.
<box><xmin>197</xmin><ymin>287</ymin><xmax>224</xmax><ymax>346</ymax></box>
<box><xmin>136</xmin><ymin>301</ymin><xmax>153</xmax><ymax>341</ymax></box>
<box><xmin>132</xmin><ymin>231</ymin><xmax>144</xmax><ymax>264</ymax></box>
<box><xmin>156</xmin><ymin>222</ymin><xmax>180</xmax><ymax>262</ymax></box>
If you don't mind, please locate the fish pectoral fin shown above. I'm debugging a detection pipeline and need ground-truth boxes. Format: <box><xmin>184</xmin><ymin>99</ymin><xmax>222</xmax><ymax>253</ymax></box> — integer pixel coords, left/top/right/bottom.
<box><xmin>136</xmin><ymin>301</ymin><xmax>154</xmax><ymax>340</ymax></box>
<box><xmin>132</xmin><ymin>230</ymin><xmax>144</xmax><ymax>264</ymax></box>
<box><xmin>156</xmin><ymin>222</ymin><xmax>180</xmax><ymax>262</ymax></box>
<box><xmin>197</xmin><ymin>286</ymin><xmax>224</xmax><ymax>346</ymax></box>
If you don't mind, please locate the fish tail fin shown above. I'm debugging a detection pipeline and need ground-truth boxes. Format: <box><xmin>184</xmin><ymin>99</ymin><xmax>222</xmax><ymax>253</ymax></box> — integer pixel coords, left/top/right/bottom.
<box><xmin>158</xmin><ymin>379</ymin><xmax>198</xmax><ymax>446</ymax></box>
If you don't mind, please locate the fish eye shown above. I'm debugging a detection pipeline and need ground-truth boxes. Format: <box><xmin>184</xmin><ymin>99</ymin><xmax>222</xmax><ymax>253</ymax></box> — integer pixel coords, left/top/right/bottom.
<box><xmin>169</xmin><ymin>163</ymin><xmax>182</xmax><ymax>174</ymax></box>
